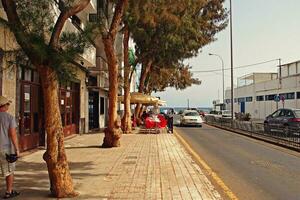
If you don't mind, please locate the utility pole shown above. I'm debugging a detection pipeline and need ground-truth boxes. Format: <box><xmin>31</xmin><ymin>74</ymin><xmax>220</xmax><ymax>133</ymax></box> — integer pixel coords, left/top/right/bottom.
<box><xmin>278</xmin><ymin>58</ymin><xmax>282</xmax><ymax>87</ymax></box>
<box><xmin>187</xmin><ymin>99</ymin><xmax>190</xmax><ymax>109</ymax></box>
<box><xmin>230</xmin><ymin>0</ymin><xmax>234</xmax><ymax>127</ymax></box>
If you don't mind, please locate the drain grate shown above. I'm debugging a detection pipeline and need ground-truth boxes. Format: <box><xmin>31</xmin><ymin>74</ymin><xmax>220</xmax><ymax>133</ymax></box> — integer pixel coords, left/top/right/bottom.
<box><xmin>122</xmin><ymin>161</ymin><xmax>136</xmax><ymax>165</ymax></box>
<box><xmin>125</xmin><ymin>156</ymin><xmax>138</xmax><ymax>159</ymax></box>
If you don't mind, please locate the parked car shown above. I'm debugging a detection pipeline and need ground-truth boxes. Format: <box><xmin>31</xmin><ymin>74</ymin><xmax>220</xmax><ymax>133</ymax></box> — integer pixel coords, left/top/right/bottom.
<box><xmin>264</xmin><ymin>108</ymin><xmax>300</xmax><ymax>136</ymax></box>
<box><xmin>180</xmin><ymin>110</ymin><xmax>203</xmax><ymax>127</ymax></box>
<box><xmin>220</xmin><ymin>110</ymin><xmax>232</xmax><ymax>118</ymax></box>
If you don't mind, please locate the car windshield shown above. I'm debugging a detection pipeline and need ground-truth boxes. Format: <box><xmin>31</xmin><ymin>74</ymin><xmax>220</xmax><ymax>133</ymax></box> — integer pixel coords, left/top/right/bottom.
<box><xmin>185</xmin><ymin>112</ymin><xmax>199</xmax><ymax>116</ymax></box>
<box><xmin>294</xmin><ymin>110</ymin><xmax>300</xmax><ymax>118</ymax></box>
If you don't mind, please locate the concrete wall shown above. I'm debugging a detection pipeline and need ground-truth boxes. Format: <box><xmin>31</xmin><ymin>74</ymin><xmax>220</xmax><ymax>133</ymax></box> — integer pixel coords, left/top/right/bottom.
<box><xmin>76</xmin><ymin>69</ymin><xmax>89</xmax><ymax>133</ymax></box>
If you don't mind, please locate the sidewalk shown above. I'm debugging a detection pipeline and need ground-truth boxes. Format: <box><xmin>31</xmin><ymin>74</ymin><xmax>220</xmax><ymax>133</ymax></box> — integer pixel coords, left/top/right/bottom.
<box><xmin>1</xmin><ymin>131</ymin><xmax>222</xmax><ymax>200</ymax></box>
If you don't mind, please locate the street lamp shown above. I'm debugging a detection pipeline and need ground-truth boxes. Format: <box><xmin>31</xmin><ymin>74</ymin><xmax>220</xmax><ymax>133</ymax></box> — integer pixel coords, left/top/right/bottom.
<box><xmin>230</xmin><ymin>0</ymin><xmax>234</xmax><ymax>125</ymax></box>
<box><xmin>209</xmin><ymin>53</ymin><xmax>225</xmax><ymax>104</ymax></box>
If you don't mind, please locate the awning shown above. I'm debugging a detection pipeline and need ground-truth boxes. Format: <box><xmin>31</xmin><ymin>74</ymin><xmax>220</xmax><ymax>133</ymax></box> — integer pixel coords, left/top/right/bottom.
<box><xmin>118</xmin><ymin>92</ymin><xmax>166</xmax><ymax>106</ymax></box>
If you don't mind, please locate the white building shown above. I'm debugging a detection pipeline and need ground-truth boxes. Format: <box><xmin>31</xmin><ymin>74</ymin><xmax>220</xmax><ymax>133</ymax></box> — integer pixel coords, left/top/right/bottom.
<box><xmin>225</xmin><ymin>60</ymin><xmax>300</xmax><ymax>120</ymax></box>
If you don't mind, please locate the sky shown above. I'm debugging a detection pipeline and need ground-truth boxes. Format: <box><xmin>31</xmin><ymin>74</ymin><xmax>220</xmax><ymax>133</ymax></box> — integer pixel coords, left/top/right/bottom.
<box><xmin>155</xmin><ymin>0</ymin><xmax>300</xmax><ymax>108</ymax></box>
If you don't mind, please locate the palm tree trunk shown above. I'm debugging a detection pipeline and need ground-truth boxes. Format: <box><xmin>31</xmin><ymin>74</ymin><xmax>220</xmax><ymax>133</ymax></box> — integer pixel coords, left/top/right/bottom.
<box><xmin>38</xmin><ymin>66</ymin><xmax>77</xmax><ymax>198</ymax></box>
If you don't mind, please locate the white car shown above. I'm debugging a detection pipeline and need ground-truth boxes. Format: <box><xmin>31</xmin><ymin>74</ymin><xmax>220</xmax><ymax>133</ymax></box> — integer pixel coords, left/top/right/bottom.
<box><xmin>180</xmin><ymin>110</ymin><xmax>203</xmax><ymax>127</ymax></box>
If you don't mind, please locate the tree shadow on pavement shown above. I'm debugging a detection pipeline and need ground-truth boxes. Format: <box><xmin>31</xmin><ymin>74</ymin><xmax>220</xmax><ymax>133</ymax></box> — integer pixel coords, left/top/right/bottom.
<box><xmin>0</xmin><ymin>159</ymin><xmax>103</xmax><ymax>200</ymax></box>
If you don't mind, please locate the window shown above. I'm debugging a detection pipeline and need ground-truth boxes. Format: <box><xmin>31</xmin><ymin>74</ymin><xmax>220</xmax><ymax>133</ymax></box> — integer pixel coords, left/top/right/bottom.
<box><xmin>279</xmin><ymin>92</ymin><xmax>295</xmax><ymax>100</ymax></box>
<box><xmin>285</xmin><ymin>110</ymin><xmax>294</xmax><ymax>118</ymax></box>
<box><xmin>234</xmin><ymin>98</ymin><xmax>237</xmax><ymax>103</ymax></box>
<box><xmin>87</xmin><ymin>75</ymin><xmax>97</xmax><ymax>86</ymax></box>
<box><xmin>100</xmin><ymin>97</ymin><xmax>105</xmax><ymax>115</ymax></box>
<box><xmin>256</xmin><ymin>95</ymin><xmax>264</xmax><ymax>101</ymax></box>
<box><xmin>184</xmin><ymin>112</ymin><xmax>199</xmax><ymax>116</ymax></box>
<box><xmin>287</xmin><ymin>92</ymin><xmax>295</xmax><ymax>99</ymax></box>
<box><xmin>245</xmin><ymin>96</ymin><xmax>253</xmax><ymax>102</ymax></box>
<box><xmin>23</xmin><ymin>85</ymin><xmax>31</xmax><ymax>133</ymax></box>
<box><xmin>238</xmin><ymin>97</ymin><xmax>245</xmax><ymax>103</ymax></box>
<box><xmin>19</xmin><ymin>67</ymin><xmax>41</xmax><ymax>135</ymax></box>
<box><xmin>24</xmin><ymin>68</ymin><xmax>33</xmax><ymax>81</ymax></box>
<box><xmin>265</xmin><ymin>94</ymin><xmax>276</xmax><ymax>101</ymax></box>
<box><xmin>294</xmin><ymin>110</ymin><xmax>300</xmax><ymax>117</ymax></box>
<box><xmin>297</xmin><ymin>92</ymin><xmax>300</xmax><ymax>99</ymax></box>
<box><xmin>271</xmin><ymin>109</ymin><xmax>281</xmax><ymax>118</ymax></box>
<box><xmin>225</xmin><ymin>99</ymin><xmax>231</xmax><ymax>104</ymax></box>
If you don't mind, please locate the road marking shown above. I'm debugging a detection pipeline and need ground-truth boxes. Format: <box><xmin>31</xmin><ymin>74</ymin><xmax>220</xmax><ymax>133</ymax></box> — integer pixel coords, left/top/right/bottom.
<box><xmin>174</xmin><ymin>130</ymin><xmax>239</xmax><ymax>200</ymax></box>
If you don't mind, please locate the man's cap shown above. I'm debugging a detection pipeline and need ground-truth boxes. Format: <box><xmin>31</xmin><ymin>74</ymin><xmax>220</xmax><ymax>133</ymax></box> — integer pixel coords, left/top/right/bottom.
<box><xmin>0</xmin><ymin>96</ymin><xmax>12</xmax><ymax>107</ymax></box>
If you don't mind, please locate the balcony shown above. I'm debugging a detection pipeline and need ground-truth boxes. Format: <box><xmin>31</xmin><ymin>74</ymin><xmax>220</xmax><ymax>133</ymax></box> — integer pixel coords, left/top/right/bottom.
<box><xmin>76</xmin><ymin>0</ymin><xmax>97</xmax><ymax>24</ymax></box>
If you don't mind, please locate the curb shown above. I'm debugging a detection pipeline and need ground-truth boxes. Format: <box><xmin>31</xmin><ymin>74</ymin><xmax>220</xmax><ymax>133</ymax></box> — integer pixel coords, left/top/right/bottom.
<box><xmin>174</xmin><ymin>129</ymin><xmax>239</xmax><ymax>200</ymax></box>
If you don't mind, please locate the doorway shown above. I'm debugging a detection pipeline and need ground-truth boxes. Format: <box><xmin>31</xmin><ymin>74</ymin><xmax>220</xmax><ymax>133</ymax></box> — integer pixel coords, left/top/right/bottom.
<box><xmin>89</xmin><ymin>91</ymin><xmax>99</xmax><ymax>130</ymax></box>
<box><xmin>240</xmin><ymin>102</ymin><xmax>245</xmax><ymax>113</ymax></box>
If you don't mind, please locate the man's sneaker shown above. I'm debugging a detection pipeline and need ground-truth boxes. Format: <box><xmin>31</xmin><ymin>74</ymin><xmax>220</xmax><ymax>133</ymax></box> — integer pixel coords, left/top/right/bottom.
<box><xmin>3</xmin><ymin>190</ymin><xmax>20</xmax><ymax>199</ymax></box>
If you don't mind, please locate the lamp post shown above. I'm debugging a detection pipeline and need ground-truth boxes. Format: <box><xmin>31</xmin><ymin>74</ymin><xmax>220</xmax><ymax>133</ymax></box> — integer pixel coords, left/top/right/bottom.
<box><xmin>230</xmin><ymin>0</ymin><xmax>234</xmax><ymax>126</ymax></box>
<box><xmin>209</xmin><ymin>53</ymin><xmax>225</xmax><ymax>104</ymax></box>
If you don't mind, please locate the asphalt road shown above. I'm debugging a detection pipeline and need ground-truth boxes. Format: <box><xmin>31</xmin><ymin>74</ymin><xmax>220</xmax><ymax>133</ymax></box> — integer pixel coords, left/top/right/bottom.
<box><xmin>176</xmin><ymin>123</ymin><xmax>300</xmax><ymax>200</ymax></box>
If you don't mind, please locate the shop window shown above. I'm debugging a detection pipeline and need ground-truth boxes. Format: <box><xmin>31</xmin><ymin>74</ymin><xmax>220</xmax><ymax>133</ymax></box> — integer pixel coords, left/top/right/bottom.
<box><xmin>23</xmin><ymin>85</ymin><xmax>31</xmax><ymax>133</ymax></box>
<box><xmin>60</xmin><ymin>83</ymin><xmax>79</xmax><ymax>127</ymax></box>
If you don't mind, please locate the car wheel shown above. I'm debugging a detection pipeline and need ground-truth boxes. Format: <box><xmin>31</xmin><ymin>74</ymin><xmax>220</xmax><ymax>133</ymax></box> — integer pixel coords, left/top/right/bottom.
<box><xmin>283</xmin><ymin>125</ymin><xmax>290</xmax><ymax>137</ymax></box>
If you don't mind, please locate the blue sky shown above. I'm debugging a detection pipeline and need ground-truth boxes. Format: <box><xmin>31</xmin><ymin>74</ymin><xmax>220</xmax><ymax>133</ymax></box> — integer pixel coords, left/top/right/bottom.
<box><xmin>155</xmin><ymin>0</ymin><xmax>300</xmax><ymax>107</ymax></box>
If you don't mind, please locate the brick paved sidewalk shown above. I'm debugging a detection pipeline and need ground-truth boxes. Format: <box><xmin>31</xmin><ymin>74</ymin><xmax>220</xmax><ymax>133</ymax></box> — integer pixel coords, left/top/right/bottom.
<box><xmin>0</xmin><ymin>132</ymin><xmax>222</xmax><ymax>200</ymax></box>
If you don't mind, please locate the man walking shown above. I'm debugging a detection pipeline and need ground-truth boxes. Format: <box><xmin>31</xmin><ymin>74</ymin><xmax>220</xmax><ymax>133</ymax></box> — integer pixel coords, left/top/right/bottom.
<box><xmin>0</xmin><ymin>96</ymin><xmax>20</xmax><ymax>199</ymax></box>
<box><xmin>167</xmin><ymin>108</ymin><xmax>175</xmax><ymax>133</ymax></box>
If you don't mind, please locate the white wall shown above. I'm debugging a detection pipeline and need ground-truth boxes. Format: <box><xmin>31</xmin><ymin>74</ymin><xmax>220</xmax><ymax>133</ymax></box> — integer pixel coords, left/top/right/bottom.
<box><xmin>225</xmin><ymin>73</ymin><xmax>300</xmax><ymax>119</ymax></box>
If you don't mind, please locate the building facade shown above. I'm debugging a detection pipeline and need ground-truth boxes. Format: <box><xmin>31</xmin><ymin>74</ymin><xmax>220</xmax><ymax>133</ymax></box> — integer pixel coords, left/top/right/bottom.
<box><xmin>0</xmin><ymin>1</ymin><xmax>100</xmax><ymax>151</ymax></box>
<box><xmin>225</xmin><ymin>60</ymin><xmax>300</xmax><ymax>120</ymax></box>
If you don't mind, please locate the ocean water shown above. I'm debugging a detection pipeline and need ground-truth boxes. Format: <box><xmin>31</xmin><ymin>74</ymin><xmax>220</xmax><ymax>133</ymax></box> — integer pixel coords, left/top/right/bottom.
<box><xmin>160</xmin><ymin>107</ymin><xmax>212</xmax><ymax>113</ymax></box>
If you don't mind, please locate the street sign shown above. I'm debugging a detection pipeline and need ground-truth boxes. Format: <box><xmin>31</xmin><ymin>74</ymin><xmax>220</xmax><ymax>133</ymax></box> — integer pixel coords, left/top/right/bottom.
<box><xmin>274</xmin><ymin>95</ymin><xmax>280</xmax><ymax>102</ymax></box>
